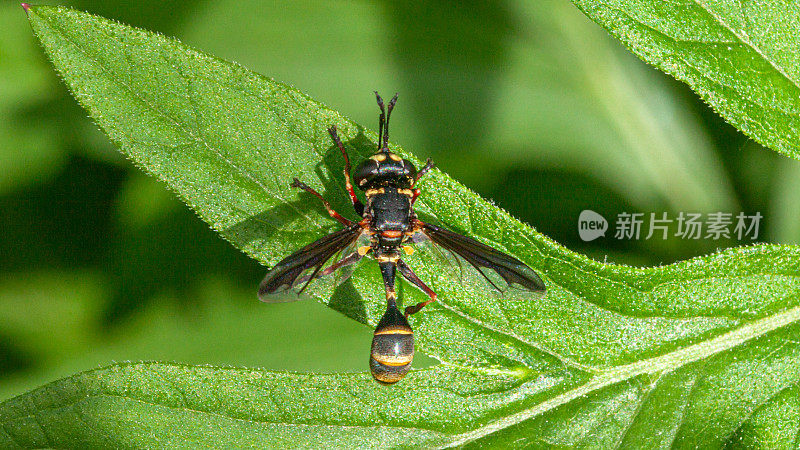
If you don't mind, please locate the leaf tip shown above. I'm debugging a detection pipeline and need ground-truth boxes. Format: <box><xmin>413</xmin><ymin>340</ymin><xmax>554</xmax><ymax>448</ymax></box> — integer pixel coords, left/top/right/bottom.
<box><xmin>20</xmin><ymin>3</ymin><xmax>30</xmax><ymax>13</ymax></box>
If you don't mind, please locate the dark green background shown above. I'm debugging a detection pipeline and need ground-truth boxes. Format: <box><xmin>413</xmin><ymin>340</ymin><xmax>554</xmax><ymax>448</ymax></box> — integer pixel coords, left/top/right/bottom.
<box><xmin>2</xmin><ymin>0</ymin><xmax>799</xmax><ymax>400</ymax></box>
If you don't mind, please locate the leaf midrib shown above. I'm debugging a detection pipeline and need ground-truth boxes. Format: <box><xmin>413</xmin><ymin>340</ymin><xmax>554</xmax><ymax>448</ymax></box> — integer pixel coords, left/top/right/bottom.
<box><xmin>10</xmin><ymin>305</ymin><xmax>797</xmax><ymax>447</ymax></box>
<box><xmin>600</xmin><ymin>3</ymin><xmax>800</xmax><ymax>120</ymax></box>
<box><xmin>601</xmin><ymin>0</ymin><xmax>800</xmax><ymax>99</ymax></box>
<box><xmin>38</xmin><ymin>10</ymin><xmax>322</xmax><ymax>233</ymax></box>
<box><xmin>692</xmin><ymin>0</ymin><xmax>800</xmax><ymax>91</ymax></box>
<box><xmin>442</xmin><ymin>304</ymin><xmax>800</xmax><ymax>447</ymax></box>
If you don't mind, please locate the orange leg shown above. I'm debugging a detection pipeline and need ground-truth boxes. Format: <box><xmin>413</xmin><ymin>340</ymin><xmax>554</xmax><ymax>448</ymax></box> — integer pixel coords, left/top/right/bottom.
<box><xmin>397</xmin><ymin>259</ymin><xmax>437</xmax><ymax>317</ymax></box>
<box><xmin>291</xmin><ymin>178</ymin><xmax>353</xmax><ymax>226</ymax></box>
<box><xmin>328</xmin><ymin>126</ymin><xmax>364</xmax><ymax>216</ymax></box>
<box><xmin>410</xmin><ymin>188</ymin><xmax>421</xmax><ymax>206</ymax></box>
<box><xmin>413</xmin><ymin>159</ymin><xmax>435</xmax><ymax>186</ymax></box>
<box><xmin>410</xmin><ymin>159</ymin><xmax>434</xmax><ymax>206</ymax></box>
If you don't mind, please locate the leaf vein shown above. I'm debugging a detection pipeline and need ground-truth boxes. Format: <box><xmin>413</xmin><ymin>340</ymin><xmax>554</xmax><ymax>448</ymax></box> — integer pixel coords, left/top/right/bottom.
<box><xmin>442</xmin><ymin>305</ymin><xmax>800</xmax><ymax>447</ymax></box>
<box><xmin>692</xmin><ymin>0</ymin><xmax>800</xmax><ymax>91</ymax></box>
<box><xmin>41</xmin><ymin>13</ymin><xmax>319</xmax><ymax>231</ymax></box>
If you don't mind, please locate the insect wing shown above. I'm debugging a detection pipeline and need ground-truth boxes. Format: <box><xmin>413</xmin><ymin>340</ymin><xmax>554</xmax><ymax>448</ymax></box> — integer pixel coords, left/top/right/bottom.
<box><xmin>329</xmin><ymin>230</ymin><xmax>372</xmax><ymax>287</ymax></box>
<box><xmin>419</xmin><ymin>222</ymin><xmax>546</xmax><ymax>293</ymax></box>
<box><xmin>295</xmin><ymin>228</ymin><xmax>371</xmax><ymax>290</ymax></box>
<box><xmin>258</xmin><ymin>224</ymin><xmax>364</xmax><ymax>302</ymax></box>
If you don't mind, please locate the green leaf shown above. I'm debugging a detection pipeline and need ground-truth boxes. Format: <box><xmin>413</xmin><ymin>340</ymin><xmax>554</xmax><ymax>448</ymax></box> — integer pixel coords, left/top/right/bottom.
<box><xmin>6</xmin><ymin>4</ymin><xmax>800</xmax><ymax>447</ymax></box>
<box><xmin>186</xmin><ymin>0</ymin><xmax>737</xmax><ymax>216</ymax></box>
<box><xmin>571</xmin><ymin>0</ymin><xmax>800</xmax><ymax>161</ymax></box>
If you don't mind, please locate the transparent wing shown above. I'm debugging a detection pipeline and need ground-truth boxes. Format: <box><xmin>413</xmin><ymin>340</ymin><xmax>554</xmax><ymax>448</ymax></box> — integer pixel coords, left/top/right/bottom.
<box><xmin>416</xmin><ymin>222</ymin><xmax>546</xmax><ymax>294</ymax></box>
<box><xmin>258</xmin><ymin>224</ymin><xmax>366</xmax><ymax>303</ymax></box>
<box><xmin>298</xmin><ymin>229</ymin><xmax>371</xmax><ymax>291</ymax></box>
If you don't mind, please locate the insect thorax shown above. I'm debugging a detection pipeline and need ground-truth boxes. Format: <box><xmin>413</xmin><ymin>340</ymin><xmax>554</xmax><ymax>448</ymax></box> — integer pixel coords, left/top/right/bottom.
<box><xmin>354</xmin><ymin>151</ymin><xmax>417</xmax><ymax>190</ymax></box>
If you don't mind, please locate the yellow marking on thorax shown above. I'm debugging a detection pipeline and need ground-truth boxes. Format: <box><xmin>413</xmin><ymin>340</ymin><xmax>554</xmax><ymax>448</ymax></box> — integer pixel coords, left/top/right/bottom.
<box><xmin>370</xmin><ymin>153</ymin><xmax>387</xmax><ymax>162</ymax></box>
<box><xmin>397</xmin><ymin>188</ymin><xmax>414</xmax><ymax>197</ymax></box>
<box><xmin>388</xmin><ymin>153</ymin><xmax>402</xmax><ymax>162</ymax></box>
<box><xmin>365</xmin><ymin>187</ymin><xmax>385</xmax><ymax>197</ymax></box>
<box><xmin>357</xmin><ymin>246</ymin><xmax>372</xmax><ymax>256</ymax></box>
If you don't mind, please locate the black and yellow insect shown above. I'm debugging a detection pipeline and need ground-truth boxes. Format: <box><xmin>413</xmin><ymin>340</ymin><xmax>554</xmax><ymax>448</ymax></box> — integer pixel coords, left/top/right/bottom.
<box><xmin>259</xmin><ymin>93</ymin><xmax>546</xmax><ymax>384</ymax></box>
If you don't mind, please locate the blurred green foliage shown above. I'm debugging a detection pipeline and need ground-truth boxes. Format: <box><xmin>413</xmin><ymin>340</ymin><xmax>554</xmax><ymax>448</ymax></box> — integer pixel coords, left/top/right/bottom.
<box><xmin>2</xmin><ymin>0</ymin><xmax>799</xmax><ymax>402</ymax></box>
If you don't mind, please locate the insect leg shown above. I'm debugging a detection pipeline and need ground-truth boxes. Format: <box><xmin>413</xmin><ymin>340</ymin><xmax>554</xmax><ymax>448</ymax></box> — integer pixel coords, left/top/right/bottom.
<box><xmin>295</xmin><ymin>250</ymin><xmax>364</xmax><ymax>286</ymax></box>
<box><xmin>291</xmin><ymin>177</ymin><xmax>353</xmax><ymax>226</ymax></box>
<box><xmin>413</xmin><ymin>159</ymin><xmax>435</xmax><ymax>185</ymax></box>
<box><xmin>397</xmin><ymin>259</ymin><xmax>437</xmax><ymax>317</ymax></box>
<box><xmin>410</xmin><ymin>159</ymin><xmax>435</xmax><ymax>206</ymax></box>
<box><xmin>328</xmin><ymin>126</ymin><xmax>364</xmax><ymax>216</ymax></box>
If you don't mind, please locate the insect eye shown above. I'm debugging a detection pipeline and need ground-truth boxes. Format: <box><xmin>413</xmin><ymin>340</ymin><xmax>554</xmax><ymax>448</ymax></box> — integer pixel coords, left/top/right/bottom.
<box><xmin>354</xmin><ymin>159</ymin><xmax>379</xmax><ymax>188</ymax></box>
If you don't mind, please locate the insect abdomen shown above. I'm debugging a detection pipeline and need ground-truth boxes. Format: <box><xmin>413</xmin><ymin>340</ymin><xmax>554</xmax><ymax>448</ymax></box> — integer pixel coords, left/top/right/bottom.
<box><xmin>370</xmin><ymin>305</ymin><xmax>414</xmax><ymax>384</ymax></box>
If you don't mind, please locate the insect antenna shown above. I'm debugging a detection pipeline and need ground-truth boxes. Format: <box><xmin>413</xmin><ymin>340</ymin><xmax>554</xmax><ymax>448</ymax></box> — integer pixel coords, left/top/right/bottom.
<box><xmin>375</xmin><ymin>91</ymin><xmax>386</xmax><ymax>152</ymax></box>
<box><xmin>374</xmin><ymin>92</ymin><xmax>398</xmax><ymax>152</ymax></box>
<box><xmin>383</xmin><ymin>93</ymin><xmax>398</xmax><ymax>152</ymax></box>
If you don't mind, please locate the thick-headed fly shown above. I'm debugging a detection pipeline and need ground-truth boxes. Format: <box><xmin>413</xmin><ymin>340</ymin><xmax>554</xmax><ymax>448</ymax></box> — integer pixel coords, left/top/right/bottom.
<box><xmin>259</xmin><ymin>93</ymin><xmax>546</xmax><ymax>384</ymax></box>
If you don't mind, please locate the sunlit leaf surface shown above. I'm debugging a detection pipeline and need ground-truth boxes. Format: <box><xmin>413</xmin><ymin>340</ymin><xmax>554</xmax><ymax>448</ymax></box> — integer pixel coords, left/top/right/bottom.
<box><xmin>4</xmin><ymin>5</ymin><xmax>800</xmax><ymax>447</ymax></box>
<box><xmin>572</xmin><ymin>0</ymin><xmax>800</xmax><ymax>161</ymax></box>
